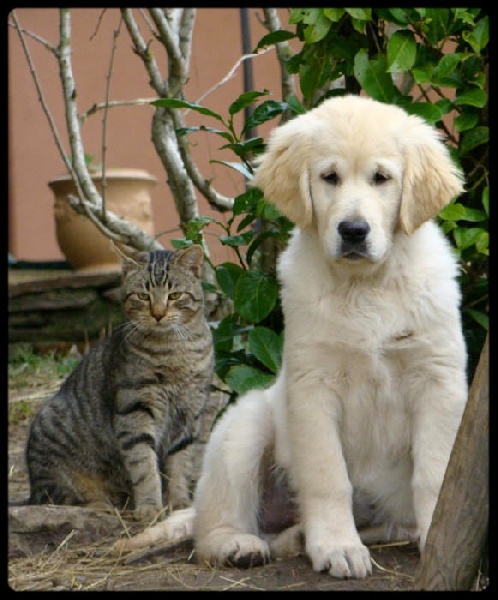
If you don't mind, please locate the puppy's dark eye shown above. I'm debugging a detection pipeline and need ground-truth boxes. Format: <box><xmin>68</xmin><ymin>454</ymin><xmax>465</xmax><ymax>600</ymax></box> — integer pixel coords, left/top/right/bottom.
<box><xmin>373</xmin><ymin>172</ymin><xmax>390</xmax><ymax>184</ymax></box>
<box><xmin>321</xmin><ymin>172</ymin><xmax>340</xmax><ymax>185</ymax></box>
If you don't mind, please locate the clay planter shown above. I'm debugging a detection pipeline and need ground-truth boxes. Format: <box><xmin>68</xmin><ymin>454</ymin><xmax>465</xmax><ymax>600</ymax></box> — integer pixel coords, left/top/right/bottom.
<box><xmin>50</xmin><ymin>169</ymin><xmax>157</xmax><ymax>272</ymax></box>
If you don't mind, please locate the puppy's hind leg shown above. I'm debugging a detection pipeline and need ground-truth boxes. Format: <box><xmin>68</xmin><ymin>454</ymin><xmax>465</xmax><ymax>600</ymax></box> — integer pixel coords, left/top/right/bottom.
<box><xmin>193</xmin><ymin>389</ymin><xmax>275</xmax><ymax>568</ymax></box>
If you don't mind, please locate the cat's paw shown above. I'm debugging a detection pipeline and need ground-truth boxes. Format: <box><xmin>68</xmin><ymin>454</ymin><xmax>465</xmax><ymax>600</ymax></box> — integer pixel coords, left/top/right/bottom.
<box><xmin>269</xmin><ymin>523</ymin><xmax>304</xmax><ymax>558</ymax></box>
<box><xmin>114</xmin><ymin>508</ymin><xmax>194</xmax><ymax>553</ymax></box>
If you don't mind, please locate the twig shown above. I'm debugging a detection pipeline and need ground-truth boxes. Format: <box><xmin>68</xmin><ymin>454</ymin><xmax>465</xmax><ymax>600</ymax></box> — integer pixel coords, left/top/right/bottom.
<box><xmin>370</xmin><ymin>556</ymin><xmax>414</xmax><ymax>580</ymax></box>
<box><xmin>101</xmin><ymin>13</ymin><xmax>124</xmax><ymax>221</ymax></box>
<box><xmin>10</xmin><ymin>11</ymin><xmax>73</xmax><ymax>176</ymax></box>
<box><xmin>192</xmin><ymin>47</ymin><xmax>274</xmax><ymax>111</ymax></box>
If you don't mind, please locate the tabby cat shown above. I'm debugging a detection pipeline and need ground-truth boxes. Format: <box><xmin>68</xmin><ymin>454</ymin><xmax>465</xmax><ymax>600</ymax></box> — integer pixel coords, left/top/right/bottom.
<box><xmin>26</xmin><ymin>245</ymin><xmax>214</xmax><ymax>522</ymax></box>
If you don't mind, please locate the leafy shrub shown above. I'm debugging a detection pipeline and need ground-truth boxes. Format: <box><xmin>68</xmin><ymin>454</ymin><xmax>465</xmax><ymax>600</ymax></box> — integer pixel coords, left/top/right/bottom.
<box><xmin>161</xmin><ymin>7</ymin><xmax>488</xmax><ymax>394</ymax></box>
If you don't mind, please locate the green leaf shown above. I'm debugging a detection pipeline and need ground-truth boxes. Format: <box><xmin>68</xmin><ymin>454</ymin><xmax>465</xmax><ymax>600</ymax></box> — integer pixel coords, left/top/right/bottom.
<box><xmin>402</xmin><ymin>102</ymin><xmax>442</xmax><ymax>125</ymax></box>
<box><xmin>242</xmin><ymin>100</ymin><xmax>290</xmax><ymax>134</ymax></box>
<box><xmin>171</xmin><ymin>239</ymin><xmax>192</xmax><ymax>249</ymax></box>
<box><xmin>383</xmin><ymin>8</ymin><xmax>410</xmax><ymax>25</ymax></box>
<box><xmin>299</xmin><ymin>61</ymin><xmax>323</xmax><ymax>102</ymax></box>
<box><xmin>151</xmin><ymin>98</ymin><xmax>224</xmax><ymax>122</ymax></box>
<box><xmin>175</xmin><ymin>126</ymin><xmax>234</xmax><ymax>142</ymax></box>
<box><xmin>482</xmin><ymin>186</ymin><xmax>489</xmax><ymax>216</ymax></box>
<box><xmin>461</xmin><ymin>207</ymin><xmax>487</xmax><ymax>223</ymax></box>
<box><xmin>285</xmin><ymin>94</ymin><xmax>307</xmax><ymax>115</ymax></box>
<box><xmin>459</xmin><ymin>126</ymin><xmax>489</xmax><ymax>155</ymax></box>
<box><xmin>454</xmin><ymin>112</ymin><xmax>479</xmax><ymax>133</ymax></box>
<box><xmin>253</xmin><ymin>30</ymin><xmax>296</xmax><ymax>53</ymax></box>
<box><xmin>234</xmin><ymin>270</ymin><xmax>278</xmax><ymax>323</ymax></box>
<box><xmin>216</xmin><ymin>263</ymin><xmax>245</xmax><ymax>299</ymax></box>
<box><xmin>353</xmin><ymin>50</ymin><xmax>402</xmax><ymax>103</ymax></box>
<box><xmin>424</xmin><ymin>8</ymin><xmax>450</xmax><ymax>46</ymax></box>
<box><xmin>454</xmin><ymin>89</ymin><xmax>487</xmax><ymax>108</ymax></box>
<box><xmin>323</xmin><ymin>8</ymin><xmax>345</xmax><ymax>22</ymax></box>
<box><xmin>289</xmin><ymin>8</ymin><xmax>309</xmax><ymax>24</ymax></box>
<box><xmin>345</xmin><ymin>8</ymin><xmax>371</xmax><ymax>20</ymax></box>
<box><xmin>184</xmin><ymin>216</ymin><xmax>217</xmax><ymax>243</ymax></box>
<box><xmin>412</xmin><ymin>65</ymin><xmax>433</xmax><ymax>85</ymax></box>
<box><xmin>232</xmin><ymin>187</ymin><xmax>263</xmax><ymax>216</ymax></box>
<box><xmin>303</xmin><ymin>11</ymin><xmax>332</xmax><ymax>44</ymax></box>
<box><xmin>433</xmin><ymin>53</ymin><xmax>463</xmax><ymax>81</ymax></box>
<box><xmin>222</xmin><ymin>138</ymin><xmax>265</xmax><ymax>160</ymax></box>
<box><xmin>220</xmin><ymin>231</ymin><xmax>254</xmax><ymax>248</ymax></box>
<box><xmin>438</xmin><ymin>203</ymin><xmax>467</xmax><ymax>221</ymax></box>
<box><xmin>201</xmin><ymin>281</ymin><xmax>218</xmax><ymax>294</ymax></box>
<box><xmin>465</xmin><ymin>309</ymin><xmax>489</xmax><ymax>331</ymax></box>
<box><xmin>248</xmin><ymin>327</ymin><xmax>282</xmax><ymax>373</ymax></box>
<box><xmin>211</xmin><ymin>160</ymin><xmax>253</xmax><ymax>180</ymax></box>
<box><xmin>229</xmin><ymin>90</ymin><xmax>269</xmax><ymax>115</ymax></box>
<box><xmin>225</xmin><ymin>365</ymin><xmax>275</xmax><ymax>395</ymax></box>
<box><xmin>475</xmin><ymin>230</ymin><xmax>489</xmax><ymax>255</ymax></box>
<box><xmin>453</xmin><ymin>227</ymin><xmax>487</xmax><ymax>251</ymax></box>
<box><xmin>462</xmin><ymin>16</ymin><xmax>489</xmax><ymax>53</ymax></box>
<box><xmin>387</xmin><ymin>30</ymin><xmax>417</xmax><ymax>73</ymax></box>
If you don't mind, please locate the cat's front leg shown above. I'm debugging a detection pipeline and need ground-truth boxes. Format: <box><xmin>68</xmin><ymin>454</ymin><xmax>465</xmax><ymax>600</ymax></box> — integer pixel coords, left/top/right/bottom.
<box><xmin>165</xmin><ymin>446</ymin><xmax>192</xmax><ymax>510</ymax></box>
<box><xmin>114</xmin><ymin>391</ymin><xmax>163</xmax><ymax>522</ymax></box>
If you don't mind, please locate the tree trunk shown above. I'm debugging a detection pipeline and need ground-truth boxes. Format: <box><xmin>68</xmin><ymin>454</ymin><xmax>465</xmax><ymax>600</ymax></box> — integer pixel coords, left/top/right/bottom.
<box><xmin>414</xmin><ymin>334</ymin><xmax>489</xmax><ymax>590</ymax></box>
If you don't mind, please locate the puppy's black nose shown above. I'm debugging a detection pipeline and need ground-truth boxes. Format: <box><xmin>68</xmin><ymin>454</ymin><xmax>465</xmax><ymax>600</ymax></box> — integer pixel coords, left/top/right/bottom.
<box><xmin>338</xmin><ymin>220</ymin><xmax>370</xmax><ymax>242</ymax></box>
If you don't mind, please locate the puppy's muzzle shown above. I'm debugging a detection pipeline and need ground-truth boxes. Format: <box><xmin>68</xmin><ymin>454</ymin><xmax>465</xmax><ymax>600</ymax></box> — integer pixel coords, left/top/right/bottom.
<box><xmin>338</xmin><ymin>220</ymin><xmax>371</xmax><ymax>259</ymax></box>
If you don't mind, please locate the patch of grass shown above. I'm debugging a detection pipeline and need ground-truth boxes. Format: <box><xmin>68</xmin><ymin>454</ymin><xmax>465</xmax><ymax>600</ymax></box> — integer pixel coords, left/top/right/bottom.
<box><xmin>8</xmin><ymin>347</ymin><xmax>80</xmax><ymax>390</ymax></box>
<box><xmin>8</xmin><ymin>399</ymin><xmax>35</xmax><ymax>425</ymax></box>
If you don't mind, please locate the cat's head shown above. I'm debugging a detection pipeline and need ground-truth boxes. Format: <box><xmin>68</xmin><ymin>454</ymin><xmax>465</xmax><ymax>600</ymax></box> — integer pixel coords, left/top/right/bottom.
<box><xmin>119</xmin><ymin>245</ymin><xmax>205</xmax><ymax>332</ymax></box>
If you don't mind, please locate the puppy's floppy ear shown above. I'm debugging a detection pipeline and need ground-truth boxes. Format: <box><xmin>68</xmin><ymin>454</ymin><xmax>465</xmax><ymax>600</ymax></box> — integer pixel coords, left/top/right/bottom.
<box><xmin>251</xmin><ymin>117</ymin><xmax>315</xmax><ymax>229</ymax></box>
<box><xmin>399</xmin><ymin>115</ymin><xmax>465</xmax><ymax>235</ymax></box>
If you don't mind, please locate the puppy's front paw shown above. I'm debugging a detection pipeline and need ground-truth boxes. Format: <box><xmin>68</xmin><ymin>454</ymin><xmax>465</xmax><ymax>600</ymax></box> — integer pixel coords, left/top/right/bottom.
<box><xmin>221</xmin><ymin>534</ymin><xmax>271</xmax><ymax>568</ymax></box>
<box><xmin>307</xmin><ymin>539</ymin><xmax>372</xmax><ymax>579</ymax></box>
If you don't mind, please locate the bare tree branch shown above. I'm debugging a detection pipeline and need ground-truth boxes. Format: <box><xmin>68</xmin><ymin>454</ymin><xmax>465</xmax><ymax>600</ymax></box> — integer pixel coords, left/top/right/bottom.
<box><xmin>58</xmin><ymin>9</ymin><xmax>102</xmax><ymax>206</ymax></box>
<box><xmin>170</xmin><ymin>108</ymin><xmax>234</xmax><ymax>212</ymax></box>
<box><xmin>121</xmin><ymin>8</ymin><xmax>167</xmax><ymax>96</ymax></box>
<box><xmin>178</xmin><ymin>8</ymin><xmax>196</xmax><ymax>67</ymax></box>
<box><xmin>261</xmin><ymin>8</ymin><xmax>295</xmax><ymax>122</ymax></box>
<box><xmin>11</xmin><ymin>11</ymin><xmax>73</xmax><ymax>176</ymax></box>
<box><xmin>149</xmin><ymin>8</ymin><xmax>187</xmax><ymax>96</ymax></box>
<box><xmin>100</xmin><ymin>13</ymin><xmax>124</xmax><ymax>221</ymax></box>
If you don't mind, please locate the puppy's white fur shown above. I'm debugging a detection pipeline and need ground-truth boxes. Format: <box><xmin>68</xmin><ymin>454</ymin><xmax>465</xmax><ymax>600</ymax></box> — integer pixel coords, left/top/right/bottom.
<box><xmin>165</xmin><ymin>96</ymin><xmax>468</xmax><ymax>579</ymax></box>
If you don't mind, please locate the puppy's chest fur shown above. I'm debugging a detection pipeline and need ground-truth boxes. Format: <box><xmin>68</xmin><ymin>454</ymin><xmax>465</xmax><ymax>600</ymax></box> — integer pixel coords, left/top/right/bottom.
<box><xmin>291</xmin><ymin>278</ymin><xmax>419</xmax><ymax>472</ymax></box>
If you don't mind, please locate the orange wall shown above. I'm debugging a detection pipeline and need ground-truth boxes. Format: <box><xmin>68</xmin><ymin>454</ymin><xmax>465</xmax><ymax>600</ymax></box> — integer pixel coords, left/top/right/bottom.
<box><xmin>8</xmin><ymin>8</ymin><xmax>293</xmax><ymax>265</ymax></box>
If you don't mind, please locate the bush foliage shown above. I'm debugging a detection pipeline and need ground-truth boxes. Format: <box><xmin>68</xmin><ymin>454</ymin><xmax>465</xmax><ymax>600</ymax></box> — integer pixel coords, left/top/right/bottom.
<box><xmin>160</xmin><ymin>7</ymin><xmax>488</xmax><ymax>396</ymax></box>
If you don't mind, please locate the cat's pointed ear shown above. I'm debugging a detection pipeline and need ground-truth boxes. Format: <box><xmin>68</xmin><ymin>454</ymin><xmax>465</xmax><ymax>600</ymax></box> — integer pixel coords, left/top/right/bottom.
<box><xmin>173</xmin><ymin>245</ymin><xmax>204</xmax><ymax>278</ymax></box>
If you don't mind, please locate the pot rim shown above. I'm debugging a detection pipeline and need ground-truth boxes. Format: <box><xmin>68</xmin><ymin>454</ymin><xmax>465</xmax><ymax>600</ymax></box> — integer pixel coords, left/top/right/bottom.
<box><xmin>48</xmin><ymin>168</ymin><xmax>157</xmax><ymax>187</ymax></box>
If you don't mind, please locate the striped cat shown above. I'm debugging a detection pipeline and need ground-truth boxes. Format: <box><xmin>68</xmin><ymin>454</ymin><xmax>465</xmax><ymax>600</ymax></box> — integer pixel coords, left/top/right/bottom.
<box><xmin>26</xmin><ymin>245</ymin><xmax>214</xmax><ymax>522</ymax></box>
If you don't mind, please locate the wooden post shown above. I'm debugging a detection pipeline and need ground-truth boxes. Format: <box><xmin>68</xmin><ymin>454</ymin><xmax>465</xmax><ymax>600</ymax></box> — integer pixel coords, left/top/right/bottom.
<box><xmin>414</xmin><ymin>334</ymin><xmax>489</xmax><ymax>590</ymax></box>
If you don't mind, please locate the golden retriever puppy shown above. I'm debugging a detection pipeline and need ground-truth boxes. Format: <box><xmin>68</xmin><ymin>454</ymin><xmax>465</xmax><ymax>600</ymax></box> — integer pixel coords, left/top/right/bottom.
<box><xmin>119</xmin><ymin>96</ymin><xmax>468</xmax><ymax>579</ymax></box>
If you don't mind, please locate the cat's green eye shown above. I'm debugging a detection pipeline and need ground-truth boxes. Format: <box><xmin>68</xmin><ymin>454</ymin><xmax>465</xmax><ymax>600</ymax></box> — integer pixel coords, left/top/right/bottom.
<box><xmin>137</xmin><ymin>293</ymin><xmax>149</xmax><ymax>301</ymax></box>
<box><xmin>169</xmin><ymin>292</ymin><xmax>182</xmax><ymax>300</ymax></box>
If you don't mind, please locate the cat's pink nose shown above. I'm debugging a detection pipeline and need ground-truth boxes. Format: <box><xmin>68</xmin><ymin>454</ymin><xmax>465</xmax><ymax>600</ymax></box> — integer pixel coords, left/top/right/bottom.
<box><xmin>151</xmin><ymin>308</ymin><xmax>166</xmax><ymax>322</ymax></box>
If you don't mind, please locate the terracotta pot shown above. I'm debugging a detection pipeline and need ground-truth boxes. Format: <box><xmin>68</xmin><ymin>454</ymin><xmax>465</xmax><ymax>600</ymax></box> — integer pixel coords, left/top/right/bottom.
<box><xmin>50</xmin><ymin>168</ymin><xmax>157</xmax><ymax>272</ymax></box>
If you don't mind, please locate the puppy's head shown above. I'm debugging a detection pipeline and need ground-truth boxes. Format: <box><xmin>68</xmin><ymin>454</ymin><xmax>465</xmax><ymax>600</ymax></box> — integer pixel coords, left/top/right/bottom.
<box><xmin>252</xmin><ymin>96</ymin><xmax>464</xmax><ymax>240</ymax></box>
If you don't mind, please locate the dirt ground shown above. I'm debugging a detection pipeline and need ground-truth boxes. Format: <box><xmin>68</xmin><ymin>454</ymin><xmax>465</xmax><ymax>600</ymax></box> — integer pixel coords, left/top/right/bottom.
<box><xmin>8</xmin><ymin>383</ymin><xmax>421</xmax><ymax>592</ymax></box>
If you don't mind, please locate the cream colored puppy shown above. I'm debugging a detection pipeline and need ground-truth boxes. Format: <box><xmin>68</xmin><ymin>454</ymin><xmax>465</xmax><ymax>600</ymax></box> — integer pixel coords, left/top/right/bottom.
<box><xmin>123</xmin><ymin>96</ymin><xmax>468</xmax><ymax>579</ymax></box>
